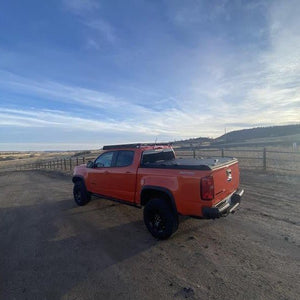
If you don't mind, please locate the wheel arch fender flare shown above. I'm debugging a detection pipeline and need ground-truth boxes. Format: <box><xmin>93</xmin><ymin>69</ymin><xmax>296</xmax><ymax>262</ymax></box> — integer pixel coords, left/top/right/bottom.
<box><xmin>72</xmin><ymin>175</ymin><xmax>88</xmax><ymax>190</ymax></box>
<box><xmin>140</xmin><ymin>185</ymin><xmax>178</xmax><ymax>216</ymax></box>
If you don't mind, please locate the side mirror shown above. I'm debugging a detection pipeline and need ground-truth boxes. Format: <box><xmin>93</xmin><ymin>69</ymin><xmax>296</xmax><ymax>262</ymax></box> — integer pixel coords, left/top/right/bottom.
<box><xmin>86</xmin><ymin>161</ymin><xmax>94</xmax><ymax>168</ymax></box>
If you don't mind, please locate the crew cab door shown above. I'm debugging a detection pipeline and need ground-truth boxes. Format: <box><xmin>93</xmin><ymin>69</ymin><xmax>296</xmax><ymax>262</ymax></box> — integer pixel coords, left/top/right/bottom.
<box><xmin>106</xmin><ymin>150</ymin><xmax>137</xmax><ymax>203</ymax></box>
<box><xmin>88</xmin><ymin>151</ymin><xmax>116</xmax><ymax>195</ymax></box>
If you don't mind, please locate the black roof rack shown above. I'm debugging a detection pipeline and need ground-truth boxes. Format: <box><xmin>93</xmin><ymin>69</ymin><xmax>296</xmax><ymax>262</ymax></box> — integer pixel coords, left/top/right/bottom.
<box><xmin>102</xmin><ymin>143</ymin><xmax>172</xmax><ymax>150</ymax></box>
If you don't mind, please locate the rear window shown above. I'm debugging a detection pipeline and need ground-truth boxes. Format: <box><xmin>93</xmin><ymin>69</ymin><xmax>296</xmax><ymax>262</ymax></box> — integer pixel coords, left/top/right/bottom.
<box><xmin>141</xmin><ymin>149</ymin><xmax>175</xmax><ymax>165</ymax></box>
<box><xmin>116</xmin><ymin>150</ymin><xmax>134</xmax><ymax>167</ymax></box>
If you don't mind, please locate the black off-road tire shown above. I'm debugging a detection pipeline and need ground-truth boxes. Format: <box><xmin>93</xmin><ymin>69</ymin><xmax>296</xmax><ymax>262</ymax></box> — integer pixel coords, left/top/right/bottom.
<box><xmin>73</xmin><ymin>181</ymin><xmax>91</xmax><ymax>206</ymax></box>
<box><xmin>143</xmin><ymin>198</ymin><xmax>178</xmax><ymax>240</ymax></box>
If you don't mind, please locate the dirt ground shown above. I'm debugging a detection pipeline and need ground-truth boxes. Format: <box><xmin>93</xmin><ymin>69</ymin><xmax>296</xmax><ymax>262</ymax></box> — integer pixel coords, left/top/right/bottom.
<box><xmin>0</xmin><ymin>170</ymin><xmax>299</xmax><ymax>300</ymax></box>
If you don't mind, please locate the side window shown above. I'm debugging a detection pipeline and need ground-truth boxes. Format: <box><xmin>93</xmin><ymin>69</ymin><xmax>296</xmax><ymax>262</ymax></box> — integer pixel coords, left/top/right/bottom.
<box><xmin>116</xmin><ymin>151</ymin><xmax>134</xmax><ymax>167</ymax></box>
<box><xmin>94</xmin><ymin>151</ymin><xmax>114</xmax><ymax>168</ymax></box>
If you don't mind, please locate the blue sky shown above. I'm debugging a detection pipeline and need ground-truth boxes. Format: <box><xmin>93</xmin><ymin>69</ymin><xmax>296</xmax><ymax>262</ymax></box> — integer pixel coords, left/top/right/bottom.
<box><xmin>0</xmin><ymin>0</ymin><xmax>299</xmax><ymax>150</ymax></box>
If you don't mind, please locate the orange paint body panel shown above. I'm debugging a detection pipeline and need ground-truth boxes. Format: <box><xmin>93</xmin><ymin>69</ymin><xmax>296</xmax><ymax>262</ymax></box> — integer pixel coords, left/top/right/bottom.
<box><xmin>74</xmin><ymin>145</ymin><xmax>241</xmax><ymax>218</ymax></box>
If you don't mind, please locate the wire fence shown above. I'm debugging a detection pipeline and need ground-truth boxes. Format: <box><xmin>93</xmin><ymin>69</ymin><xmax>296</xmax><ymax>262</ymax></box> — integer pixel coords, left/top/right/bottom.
<box><xmin>176</xmin><ymin>148</ymin><xmax>300</xmax><ymax>174</ymax></box>
<box><xmin>10</xmin><ymin>147</ymin><xmax>300</xmax><ymax>175</ymax></box>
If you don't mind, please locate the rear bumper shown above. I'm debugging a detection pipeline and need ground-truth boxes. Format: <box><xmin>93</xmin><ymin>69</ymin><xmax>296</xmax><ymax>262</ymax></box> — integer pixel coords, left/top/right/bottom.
<box><xmin>202</xmin><ymin>188</ymin><xmax>244</xmax><ymax>219</ymax></box>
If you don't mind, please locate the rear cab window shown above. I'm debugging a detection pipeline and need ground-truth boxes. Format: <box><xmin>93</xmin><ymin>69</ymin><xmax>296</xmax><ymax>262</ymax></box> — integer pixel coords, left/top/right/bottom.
<box><xmin>141</xmin><ymin>148</ymin><xmax>175</xmax><ymax>165</ymax></box>
<box><xmin>116</xmin><ymin>150</ymin><xmax>134</xmax><ymax>167</ymax></box>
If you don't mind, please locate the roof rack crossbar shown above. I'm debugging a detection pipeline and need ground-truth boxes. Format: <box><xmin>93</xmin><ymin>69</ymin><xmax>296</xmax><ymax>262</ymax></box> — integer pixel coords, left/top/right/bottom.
<box><xmin>102</xmin><ymin>143</ymin><xmax>172</xmax><ymax>150</ymax></box>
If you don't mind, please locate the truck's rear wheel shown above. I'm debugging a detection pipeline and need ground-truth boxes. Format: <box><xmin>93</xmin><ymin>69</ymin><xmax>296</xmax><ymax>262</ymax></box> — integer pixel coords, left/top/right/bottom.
<box><xmin>73</xmin><ymin>181</ymin><xmax>91</xmax><ymax>206</ymax></box>
<box><xmin>143</xmin><ymin>198</ymin><xmax>178</xmax><ymax>239</ymax></box>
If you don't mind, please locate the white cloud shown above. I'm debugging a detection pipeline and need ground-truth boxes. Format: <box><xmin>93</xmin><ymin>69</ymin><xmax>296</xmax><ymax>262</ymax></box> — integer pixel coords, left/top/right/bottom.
<box><xmin>83</xmin><ymin>19</ymin><xmax>116</xmax><ymax>43</ymax></box>
<box><xmin>180</xmin><ymin>0</ymin><xmax>300</xmax><ymax>133</ymax></box>
<box><xmin>62</xmin><ymin>0</ymin><xmax>116</xmax><ymax>44</ymax></box>
<box><xmin>0</xmin><ymin>143</ymin><xmax>101</xmax><ymax>151</ymax></box>
<box><xmin>240</xmin><ymin>0</ymin><xmax>300</xmax><ymax>123</ymax></box>
<box><xmin>85</xmin><ymin>38</ymin><xmax>100</xmax><ymax>50</ymax></box>
<box><xmin>1</xmin><ymin>0</ymin><xmax>300</xmax><ymax>150</ymax></box>
<box><xmin>62</xmin><ymin>0</ymin><xmax>99</xmax><ymax>15</ymax></box>
<box><xmin>0</xmin><ymin>108</ymin><xmax>148</xmax><ymax>133</ymax></box>
<box><xmin>164</xmin><ymin>0</ymin><xmax>230</xmax><ymax>26</ymax></box>
<box><xmin>0</xmin><ymin>71</ymin><xmax>119</xmax><ymax>109</ymax></box>
<box><xmin>0</xmin><ymin>54</ymin><xmax>299</xmax><ymax>146</ymax></box>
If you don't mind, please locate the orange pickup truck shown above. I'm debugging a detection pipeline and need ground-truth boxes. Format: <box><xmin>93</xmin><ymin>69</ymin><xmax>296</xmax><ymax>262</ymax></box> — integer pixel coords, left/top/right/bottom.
<box><xmin>72</xmin><ymin>143</ymin><xmax>244</xmax><ymax>239</ymax></box>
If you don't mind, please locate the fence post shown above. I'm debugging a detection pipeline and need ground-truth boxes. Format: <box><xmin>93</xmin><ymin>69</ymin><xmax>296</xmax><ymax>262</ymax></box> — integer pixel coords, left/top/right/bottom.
<box><xmin>60</xmin><ymin>159</ymin><xmax>63</xmax><ymax>169</ymax></box>
<box><xmin>221</xmin><ymin>148</ymin><xmax>224</xmax><ymax>157</ymax></box>
<box><xmin>193</xmin><ymin>149</ymin><xmax>196</xmax><ymax>158</ymax></box>
<box><xmin>69</xmin><ymin>158</ymin><xmax>72</xmax><ymax>170</ymax></box>
<box><xmin>64</xmin><ymin>159</ymin><xmax>66</xmax><ymax>170</ymax></box>
<box><xmin>76</xmin><ymin>157</ymin><xmax>79</xmax><ymax>166</ymax></box>
<box><xmin>263</xmin><ymin>148</ymin><xmax>267</xmax><ymax>171</ymax></box>
<box><xmin>83</xmin><ymin>157</ymin><xmax>85</xmax><ymax>164</ymax></box>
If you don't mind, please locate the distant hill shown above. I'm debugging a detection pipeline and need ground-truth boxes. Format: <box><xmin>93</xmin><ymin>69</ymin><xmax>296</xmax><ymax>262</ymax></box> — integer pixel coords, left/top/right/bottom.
<box><xmin>173</xmin><ymin>137</ymin><xmax>213</xmax><ymax>147</ymax></box>
<box><xmin>173</xmin><ymin>124</ymin><xmax>300</xmax><ymax>148</ymax></box>
<box><xmin>215</xmin><ymin>124</ymin><xmax>300</xmax><ymax>144</ymax></box>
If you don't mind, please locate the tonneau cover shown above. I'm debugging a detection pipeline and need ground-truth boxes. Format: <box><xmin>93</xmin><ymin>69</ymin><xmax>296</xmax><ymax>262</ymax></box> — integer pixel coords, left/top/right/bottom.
<box><xmin>140</xmin><ymin>157</ymin><xmax>238</xmax><ymax>171</ymax></box>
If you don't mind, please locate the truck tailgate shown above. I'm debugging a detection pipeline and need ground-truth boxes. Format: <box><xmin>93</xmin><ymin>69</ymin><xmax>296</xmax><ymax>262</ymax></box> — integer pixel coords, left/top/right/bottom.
<box><xmin>212</xmin><ymin>160</ymin><xmax>240</xmax><ymax>206</ymax></box>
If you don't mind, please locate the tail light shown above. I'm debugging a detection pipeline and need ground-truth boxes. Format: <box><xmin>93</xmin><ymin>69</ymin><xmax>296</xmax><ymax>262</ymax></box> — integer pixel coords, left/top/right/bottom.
<box><xmin>201</xmin><ymin>176</ymin><xmax>214</xmax><ymax>200</ymax></box>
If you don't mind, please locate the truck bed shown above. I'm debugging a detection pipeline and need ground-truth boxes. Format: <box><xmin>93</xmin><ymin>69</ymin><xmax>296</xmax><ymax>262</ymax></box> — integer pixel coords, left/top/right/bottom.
<box><xmin>141</xmin><ymin>157</ymin><xmax>238</xmax><ymax>170</ymax></box>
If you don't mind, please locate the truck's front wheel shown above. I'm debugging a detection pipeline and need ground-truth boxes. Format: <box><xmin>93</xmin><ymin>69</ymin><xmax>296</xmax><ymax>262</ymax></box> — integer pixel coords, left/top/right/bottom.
<box><xmin>73</xmin><ymin>181</ymin><xmax>91</xmax><ymax>206</ymax></box>
<box><xmin>143</xmin><ymin>198</ymin><xmax>178</xmax><ymax>239</ymax></box>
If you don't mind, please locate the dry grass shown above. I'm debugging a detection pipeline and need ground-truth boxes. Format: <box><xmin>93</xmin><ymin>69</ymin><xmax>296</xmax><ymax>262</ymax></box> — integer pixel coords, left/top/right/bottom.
<box><xmin>0</xmin><ymin>150</ymin><xmax>102</xmax><ymax>172</ymax></box>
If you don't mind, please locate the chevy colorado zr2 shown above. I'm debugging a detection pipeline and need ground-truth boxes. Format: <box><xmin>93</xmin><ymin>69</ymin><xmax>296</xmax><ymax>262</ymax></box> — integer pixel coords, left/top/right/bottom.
<box><xmin>72</xmin><ymin>143</ymin><xmax>244</xmax><ymax>239</ymax></box>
